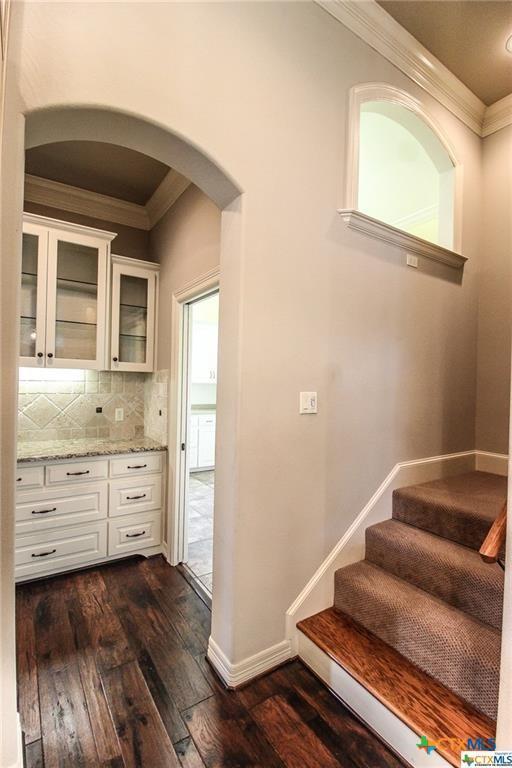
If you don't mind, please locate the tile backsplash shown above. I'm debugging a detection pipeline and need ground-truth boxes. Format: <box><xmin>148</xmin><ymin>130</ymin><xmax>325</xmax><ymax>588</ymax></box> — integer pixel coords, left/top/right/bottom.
<box><xmin>144</xmin><ymin>369</ymin><xmax>169</xmax><ymax>445</ymax></box>
<box><xmin>18</xmin><ymin>369</ymin><xmax>148</xmax><ymax>442</ymax></box>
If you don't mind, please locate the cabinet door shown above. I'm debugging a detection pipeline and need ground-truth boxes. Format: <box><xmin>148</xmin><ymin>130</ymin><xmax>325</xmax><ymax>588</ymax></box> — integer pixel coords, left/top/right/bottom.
<box><xmin>111</xmin><ymin>262</ymin><xmax>156</xmax><ymax>372</ymax></box>
<box><xmin>188</xmin><ymin>415</ymin><xmax>199</xmax><ymax>469</ymax></box>
<box><xmin>191</xmin><ymin>324</ymin><xmax>218</xmax><ymax>383</ymax></box>
<box><xmin>20</xmin><ymin>223</ymin><xmax>48</xmax><ymax>367</ymax></box>
<box><xmin>197</xmin><ymin>416</ymin><xmax>216</xmax><ymax>468</ymax></box>
<box><xmin>45</xmin><ymin>230</ymin><xmax>108</xmax><ymax>369</ymax></box>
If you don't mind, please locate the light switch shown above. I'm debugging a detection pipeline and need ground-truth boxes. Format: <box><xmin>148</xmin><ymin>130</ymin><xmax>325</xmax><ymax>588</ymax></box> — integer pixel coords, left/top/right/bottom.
<box><xmin>406</xmin><ymin>253</ymin><xmax>419</xmax><ymax>268</ymax></box>
<box><xmin>300</xmin><ymin>392</ymin><xmax>318</xmax><ymax>414</ymax></box>
<box><xmin>115</xmin><ymin>408</ymin><xmax>124</xmax><ymax>422</ymax></box>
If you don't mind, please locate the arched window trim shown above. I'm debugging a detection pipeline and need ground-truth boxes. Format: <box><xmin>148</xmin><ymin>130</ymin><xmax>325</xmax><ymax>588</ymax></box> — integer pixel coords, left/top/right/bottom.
<box><xmin>339</xmin><ymin>83</ymin><xmax>466</xmax><ymax>269</ymax></box>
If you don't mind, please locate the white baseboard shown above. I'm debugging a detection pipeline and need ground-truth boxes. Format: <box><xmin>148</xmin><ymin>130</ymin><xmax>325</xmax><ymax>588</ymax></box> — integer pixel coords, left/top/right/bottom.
<box><xmin>285</xmin><ymin>449</ymin><xmax>480</xmax><ymax>653</ymax></box>
<box><xmin>207</xmin><ymin>636</ymin><xmax>293</xmax><ymax>688</ymax></box>
<box><xmin>475</xmin><ymin>450</ymin><xmax>508</xmax><ymax>476</ymax></box>
<box><xmin>298</xmin><ymin>632</ymin><xmax>452</xmax><ymax>768</ymax></box>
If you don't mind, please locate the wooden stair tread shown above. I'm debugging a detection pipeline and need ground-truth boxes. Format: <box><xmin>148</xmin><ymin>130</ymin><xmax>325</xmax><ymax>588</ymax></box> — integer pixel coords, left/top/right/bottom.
<box><xmin>297</xmin><ymin>608</ymin><xmax>496</xmax><ymax>768</ymax></box>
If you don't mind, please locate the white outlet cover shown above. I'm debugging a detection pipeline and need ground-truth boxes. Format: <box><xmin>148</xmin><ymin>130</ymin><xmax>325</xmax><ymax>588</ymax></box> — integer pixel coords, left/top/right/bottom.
<box><xmin>115</xmin><ymin>407</ymin><xmax>124</xmax><ymax>421</ymax></box>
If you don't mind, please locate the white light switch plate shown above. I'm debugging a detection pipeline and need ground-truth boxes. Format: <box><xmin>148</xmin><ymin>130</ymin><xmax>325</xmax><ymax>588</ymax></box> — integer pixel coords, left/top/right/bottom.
<box><xmin>406</xmin><ymin>253</ymin><xmax>419</xmax><ymax>268</ymax></box>
<box><xmin>115</xmin><ymin>408</ymin><xmax>124</xmax><ymax>422</ymax></box>
<box><xmin>300</xmin><ymin>392</ymin><xmax>318</xmax><ymax>414</ymax></box>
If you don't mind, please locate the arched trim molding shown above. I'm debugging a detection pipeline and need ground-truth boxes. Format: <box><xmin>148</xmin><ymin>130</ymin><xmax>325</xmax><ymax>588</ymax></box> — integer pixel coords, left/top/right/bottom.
<box><xmin>25</xmin><ymin>106</ymin><xmax>242</xmax><ymax>211</ymax></box>
<box><xmin>339</xmin><ymin>83</ymin><xmax>466</xmax><ymax>269</ymax></box>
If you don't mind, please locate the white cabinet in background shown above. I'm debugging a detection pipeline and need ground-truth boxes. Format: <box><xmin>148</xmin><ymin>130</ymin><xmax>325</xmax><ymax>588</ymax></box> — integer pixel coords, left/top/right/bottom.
<box><xmin>188</xmin><ymin>412</ymin><xmax>216</xmax><ymax>471</ymax></box>
<box><xmin>191</xmin><ymin>323</ymin><xmax>218</xmax><ymax>383</ymax></box>
<box><xmin>21</xmin><ymin>214</ymin><xmax>115</xmax><ymax>370</ymax></box>
<box><xmin>110</xmin><ymin>255</ymin><xmax>159</xmax><ymax>373</ymax></box>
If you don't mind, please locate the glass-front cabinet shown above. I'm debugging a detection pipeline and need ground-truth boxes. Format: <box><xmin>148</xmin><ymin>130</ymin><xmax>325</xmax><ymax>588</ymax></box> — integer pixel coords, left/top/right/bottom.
<box><xmin>20</xmin><ymin>214</ymin><xmax>115</xmax><ymax>369</ymax></box>
<box><xmin>20</xmin><ymin>223</ymin><xmax>48</xmax><ymax>365</ymax></box>
<box><xmin>110</xmin><ymin>256</ymin><xmax>158</xmax><ymax>372</ymax></box>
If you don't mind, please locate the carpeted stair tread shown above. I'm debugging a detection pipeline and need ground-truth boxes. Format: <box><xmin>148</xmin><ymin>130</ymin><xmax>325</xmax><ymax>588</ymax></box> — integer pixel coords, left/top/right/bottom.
<box><xmin>392</xmin><ymin>471</ymin><xmax>507</xmax><ymax>550</ymax></box>
<box><xmin>365</xmin><ymin>519</ymin><xmax>504</xmax><ymax>629</ymax></box>
<box><xmin>333</xmin><ymin>560</ymin><xmax>500</xmax><ymax>719</ymax></box>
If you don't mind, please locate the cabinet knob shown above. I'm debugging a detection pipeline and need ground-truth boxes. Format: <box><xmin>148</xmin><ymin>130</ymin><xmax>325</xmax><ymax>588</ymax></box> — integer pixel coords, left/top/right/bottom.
<box><xmin>47</xmin><ymin>352</ymin><xmax>53</xmax><ymax>358</ymax></box>
<box><xmin>37</xmin><ymin>352</ymin><xmax>43</xmax><ymax>358</ymax></box>
<box><xmin>113</xmin><ymin>356</ymin><xmax>118</xmax><ymax>362</ymax></box>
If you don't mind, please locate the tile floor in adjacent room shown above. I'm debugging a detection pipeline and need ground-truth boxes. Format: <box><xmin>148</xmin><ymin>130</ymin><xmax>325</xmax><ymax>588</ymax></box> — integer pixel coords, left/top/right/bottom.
<box><xmin>187</xmin><ymin>470</ymin><xmax>214</xmax><ymax>592</ymax></box>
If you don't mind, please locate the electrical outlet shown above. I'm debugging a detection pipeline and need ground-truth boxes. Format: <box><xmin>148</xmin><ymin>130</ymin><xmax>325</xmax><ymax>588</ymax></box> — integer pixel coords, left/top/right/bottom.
<box><xmin>115</xmin><ymin>408</ymin><xmax>124</xmax><ymax>422</ymax></box>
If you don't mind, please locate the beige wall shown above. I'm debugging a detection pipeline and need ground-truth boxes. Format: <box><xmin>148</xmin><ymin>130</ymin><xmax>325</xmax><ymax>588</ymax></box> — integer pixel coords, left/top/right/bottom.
<box><xmin>475</xmin><ymin>126</ymin><xmax>512</xmax><ymax>454</ymax></box>
<box><xmin>150</xmin><ymin>184</ymin><xmax>221</xmax><ymax>370</ymax></box>
<box><xmin>1</xmin><ymin>2</ymin><xmax>25</xmax><ymax>765</ymax></box>
<box><xmin>10</xmin><ymin>0</ymin><xmax>489</xmax><ymax>674</ymax></box>
<box><xmin>23</xmin><ymin>200</ymin><xmax>151</xmax><ymax>261</ymax></box>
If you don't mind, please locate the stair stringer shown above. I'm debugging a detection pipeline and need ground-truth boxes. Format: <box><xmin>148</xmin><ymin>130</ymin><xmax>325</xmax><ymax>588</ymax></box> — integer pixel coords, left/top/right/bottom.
<box><xmin>286</xmin><ymin>450</ymin><xmax>476</xmax><ymax>654</ymax></box>
<box><xmin>298</xmin><ymin>631</ymin><xmax>452</xmax><ymax>768</ymax></box>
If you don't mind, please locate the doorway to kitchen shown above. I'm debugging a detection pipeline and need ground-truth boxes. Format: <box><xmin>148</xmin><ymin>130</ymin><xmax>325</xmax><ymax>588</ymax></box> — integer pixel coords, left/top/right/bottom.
<box><xmin>179</xmin><ymin>289</ymin><xmax>219</xmax><ymax>596</ymax></box>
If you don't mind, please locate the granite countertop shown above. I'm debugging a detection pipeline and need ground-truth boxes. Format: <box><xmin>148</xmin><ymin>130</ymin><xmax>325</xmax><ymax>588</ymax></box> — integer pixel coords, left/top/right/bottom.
<box><xmin>17</xmin><ymin>437</ymin><xmax>167</xmax><ymax>464</ymax></box>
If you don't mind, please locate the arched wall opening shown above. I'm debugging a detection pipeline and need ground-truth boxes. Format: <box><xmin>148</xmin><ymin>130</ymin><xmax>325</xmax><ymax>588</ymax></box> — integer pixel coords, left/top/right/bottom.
<box><xmin>20</xmin><ymin>104</ymin><xmax>244</xmax><ymax>657</ymax></box>
<box><xmin>25</xmin><ymin>106</ymin><xmax>242</xmax><ymax>210</ymax></box>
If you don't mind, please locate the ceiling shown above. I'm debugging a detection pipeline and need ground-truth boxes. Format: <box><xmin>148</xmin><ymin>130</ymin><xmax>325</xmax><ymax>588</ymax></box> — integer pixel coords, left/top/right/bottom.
<box><xmin>378</xmin><ymin>1</ymin><xmax>512</xmax><ymax>106</ymax></box>
<box><xmin>25</xmin><ymin>141</ymin><xmax>170</xmax><ymax>205</ymax></box>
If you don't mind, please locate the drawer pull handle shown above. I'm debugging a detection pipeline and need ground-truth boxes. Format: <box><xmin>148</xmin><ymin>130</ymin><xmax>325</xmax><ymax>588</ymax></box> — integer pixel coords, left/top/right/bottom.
<box><xmin>31</xmin><ymin>549</ymin><xmax>56</xmax><ymax>558</ymax></box>
<box><xmin>127</xmin><ymin>464</ymin><xmax>147</xmax><ymax>470</ymax></box>
<box><xmin>16</xmin><ymin>477</ymin><xmax>22</xmax><ymax>482</ymax></box>
<box><xmin>126</xmin><ymin>531</ymin><xmax>146</xmax><ymax>538</ymax></box>
<box><xmin>126</xmin><ymin>494</ymin><xmax>146</xmax><ymax>500</ymax></box>
<box><xmin>66</xmin><ymin>470</ymin><xmax>90</xmax><ymax>476</ymax></box>
<box><xmin>32</xmin><ymin>507</ymin><xmax>57</xmax><ymax>515</ymax></box>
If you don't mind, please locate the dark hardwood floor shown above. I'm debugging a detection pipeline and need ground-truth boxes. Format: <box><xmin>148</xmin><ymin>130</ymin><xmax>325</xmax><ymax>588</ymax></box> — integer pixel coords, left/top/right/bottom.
<box><xmin>16</xmin><ymin>555</ymin><xmax>408</xmax><ymax>768</ymax></box>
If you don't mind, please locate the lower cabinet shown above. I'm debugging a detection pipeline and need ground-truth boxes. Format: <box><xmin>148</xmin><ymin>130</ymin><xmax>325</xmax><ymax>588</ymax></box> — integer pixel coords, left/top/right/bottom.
<box><xmin>15</xmin><ymin>522</ymin><xmax>108</xmax><ymax>579</ymax></box>
<box><xmin>189</xmin><ymin>412</ymin><xmax>216</xmax><ymax>471</ymax></box>
<box><xmin>15</xmin><ymin>450</ymin><xmax>165</xmax><ymax>581</ymax></box>
<box><xmin>108</xmin><ymin>510</ymin><xmax>162</xmax><ymax>556</ymax></box>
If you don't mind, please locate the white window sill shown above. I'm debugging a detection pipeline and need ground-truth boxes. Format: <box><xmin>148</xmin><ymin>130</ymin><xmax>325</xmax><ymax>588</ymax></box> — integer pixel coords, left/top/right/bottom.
<box><xmin>338</xmin><ymin>209</ymin><xmax>467</xmax><ymax>270</ymax></box>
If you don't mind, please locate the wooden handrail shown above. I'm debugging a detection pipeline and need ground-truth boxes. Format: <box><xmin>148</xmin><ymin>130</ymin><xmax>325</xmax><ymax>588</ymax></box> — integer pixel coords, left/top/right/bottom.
<box><xmin>479</xmin><ymin>501</ymin><xmax>507</xmax><ymax>564</ymax></box>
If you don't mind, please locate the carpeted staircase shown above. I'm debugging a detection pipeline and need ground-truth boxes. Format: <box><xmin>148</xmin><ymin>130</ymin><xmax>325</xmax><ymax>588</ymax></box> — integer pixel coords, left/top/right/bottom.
<box><xmin>333</xmin><ymin>471</ymin><xmax>505</xmax><ymax>721</ymax></box>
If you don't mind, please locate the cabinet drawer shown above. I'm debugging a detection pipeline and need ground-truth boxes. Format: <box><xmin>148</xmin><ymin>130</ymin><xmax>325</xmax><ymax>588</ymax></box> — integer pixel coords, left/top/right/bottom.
<box><xmin>15</xmin><ymin>522</ymin><xmax>107</xmax><ymax>579</ymax></box>
<box><xmin>108</xmin><ymin>511</ymin><xmax>161</xmax><ymax>556</ymax></box>
<box><xmin>198</xmin><ymin>413</ymin><xmax>216</xmax><ymax>428</ymax></box>
<box><xmin>16</xmin><ymin>484</ymin><xmax>107</xmax><ymax>535</ymax></box>
<box><xmin>109</xmin><ymin>452</ymin><xmax>163</xmax><ymax>478</ymax></box>
<box><xmin>109</xmin><ymin>475</ymin><xmax>162</xmax><ymax>517</ymax></box>
<box><xmin>16</xmin><ymin>465</ymin><xmax>44</xmax><ymax>491</ymax></box>
<box><xmin>46</xmin><ymin>459</ymin><xmax>108</xmax><ymax>485</ymax></box>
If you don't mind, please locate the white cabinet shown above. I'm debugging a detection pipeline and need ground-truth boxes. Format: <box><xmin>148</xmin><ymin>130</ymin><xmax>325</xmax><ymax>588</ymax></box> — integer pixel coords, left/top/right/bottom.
<box><xmin>191</xmin><ymin>323</ymin><xmax>218</xmax><ymax>383</ymax></box>
<box><xmin>188</xmin><ymin>412</ymin><xmax>216</xmax><ymax>471</ymax></box>
<box><xmin>110</xmin><ymin>255</ymin><xmax>159</xmax><ymax>373</ymax></box>
<box><xmin>15</xmin><ymin>450</ymin><xmax>165</xmax><ymax>581</ymax></box>
<box><xmin>20</xmin><ymin>214</ymin><xmax>115</xmax><ymax>369</ymax></box>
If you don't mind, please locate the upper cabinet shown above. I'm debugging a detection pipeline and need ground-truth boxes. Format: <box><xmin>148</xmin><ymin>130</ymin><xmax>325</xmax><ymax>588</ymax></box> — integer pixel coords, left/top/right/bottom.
<box><xmin>20</xmin><ymin>215</ymin><xmax>159</xmax><ymax>372</ymax></box>
<box><xmin>21</xmin><ymin>215</ymin><xmax>115</xmax><ymax>369</ymax></box>
<box><xmin>110</xmin><ymin>255</ymin><xmax>158</xmax><ymax>373</ymax></box>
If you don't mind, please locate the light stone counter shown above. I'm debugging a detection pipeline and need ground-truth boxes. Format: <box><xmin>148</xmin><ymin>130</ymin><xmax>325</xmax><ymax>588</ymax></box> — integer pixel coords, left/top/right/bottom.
<box><xmin>17</xmin><ymin>437</ymin><xmax>167</xmax><ymax>463</ymax></box>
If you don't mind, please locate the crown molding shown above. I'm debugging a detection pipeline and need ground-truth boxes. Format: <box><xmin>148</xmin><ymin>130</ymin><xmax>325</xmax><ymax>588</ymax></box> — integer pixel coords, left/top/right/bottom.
<box><xmin>482</xmin><ymin>93</ymin><xmax>512</xmax><ymax>138</ymax></box>
<box><xmin>24</xmin><ymin>174</ymin><xmax>150</xmax><ymax>230</ymax></box>
<box><xmin>315</xmin><ymin>0</ymin><xmax>489</xmax><ymax>136</ymax></box>
<box><xmin>146</xmin><ymin>169</ymin><xmax>190</xmax><ymax>228</ymax></box>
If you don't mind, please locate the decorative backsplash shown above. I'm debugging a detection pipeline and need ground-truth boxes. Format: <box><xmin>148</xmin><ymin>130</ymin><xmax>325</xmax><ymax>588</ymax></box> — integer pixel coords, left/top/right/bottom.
<box><xmin>144</xmin><ymin>369</ymin><xmax>169</xmax><ymax>445</ymax></box>
<box><xmin>18</xmin><ymin>369</ymin><xmax>148</xmax><ymax>442</ymax></box>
